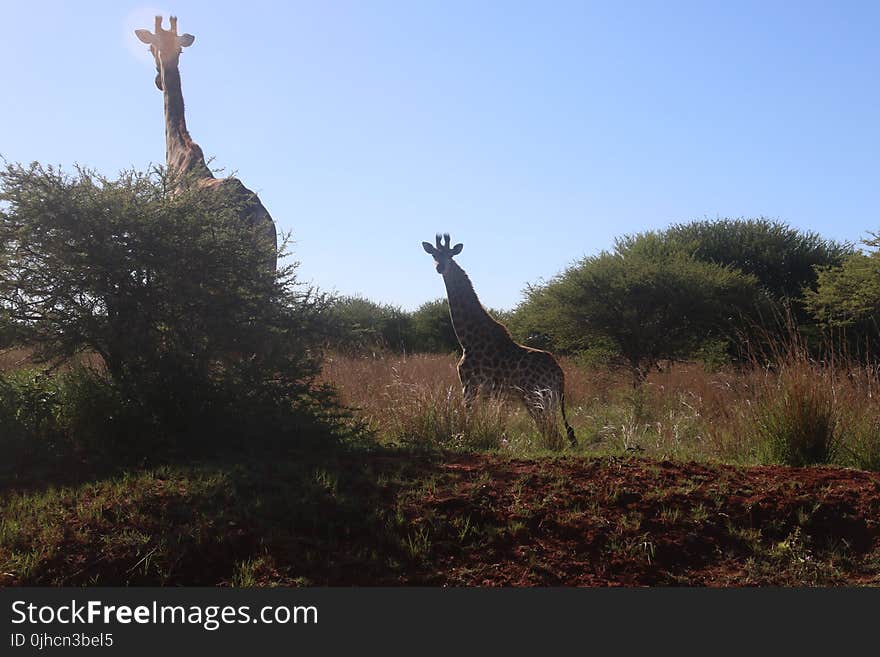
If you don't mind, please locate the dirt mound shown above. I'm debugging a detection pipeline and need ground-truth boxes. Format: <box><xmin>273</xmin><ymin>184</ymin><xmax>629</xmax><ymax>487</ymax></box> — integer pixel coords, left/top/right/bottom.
<box><xmin>5</xmin><ymin>450</ymin><xmax>879</xmax><ymax>586</ymax></box>
<box><xmin>384</xmin><ymin>454</ymin><xmax>880</xmax><ymax>586</ymax></box>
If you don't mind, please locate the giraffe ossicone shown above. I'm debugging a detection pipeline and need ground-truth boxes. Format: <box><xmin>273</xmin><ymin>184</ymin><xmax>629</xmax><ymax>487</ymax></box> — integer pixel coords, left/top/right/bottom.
<box><xmin>423</xmin><ymin>233</ymin><xmax>577</xmax><ymax>449</ymax></box>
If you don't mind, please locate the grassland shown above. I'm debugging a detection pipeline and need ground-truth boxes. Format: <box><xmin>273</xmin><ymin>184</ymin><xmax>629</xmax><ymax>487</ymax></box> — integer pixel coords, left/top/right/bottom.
<box><xmin>321</xmin><ymin>351</ymin><xmax>880</xmax><ymax>469</ymax></box>
<box><xmin>3</xmin><ymin>350</ymin><xmax>880</xmax><ymax>586</ymax></box>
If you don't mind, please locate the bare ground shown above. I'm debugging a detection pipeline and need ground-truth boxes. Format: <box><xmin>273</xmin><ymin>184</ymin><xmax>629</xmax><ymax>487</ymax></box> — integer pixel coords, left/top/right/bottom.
<box><xmin>382</xmin><ymin>454</ymin><xmax>880</xmax><ymax>586</ymax></box>
<box><xmin>4</xmin><ymin>451</ymin><xmax>879</xmax><ymax>587</ymax></box>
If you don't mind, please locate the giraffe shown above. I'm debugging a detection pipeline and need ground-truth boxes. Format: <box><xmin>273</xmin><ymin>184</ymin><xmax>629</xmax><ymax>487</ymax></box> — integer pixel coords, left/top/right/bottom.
<box><xmin>135</xmin><ymin>15</ymin><xmax>277</xmax><ymax>270</ymax></box>
<box><xmin>422</xmin><ymin>234</ymin><xmax>578</xmax><ymax>449</ymax></box>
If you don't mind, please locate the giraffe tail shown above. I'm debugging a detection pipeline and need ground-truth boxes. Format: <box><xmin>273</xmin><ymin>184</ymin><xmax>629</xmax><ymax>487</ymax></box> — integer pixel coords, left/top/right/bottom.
<box><xmin>560</xmin><ymin>388</ymin><xmax>578</xmax><ymax>448</ymax></box>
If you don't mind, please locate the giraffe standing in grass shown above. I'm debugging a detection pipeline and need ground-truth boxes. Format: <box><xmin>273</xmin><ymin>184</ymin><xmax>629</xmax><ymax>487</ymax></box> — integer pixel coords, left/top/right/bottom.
<box><xmin>135</xmin><ymin>15</ymin><xmax>277</xmax><ymax>270</ymax></box>
<box><xmin>422</xmin><ymin>234</ymin><xmax>577</xmax><ymax>449</ymax></box>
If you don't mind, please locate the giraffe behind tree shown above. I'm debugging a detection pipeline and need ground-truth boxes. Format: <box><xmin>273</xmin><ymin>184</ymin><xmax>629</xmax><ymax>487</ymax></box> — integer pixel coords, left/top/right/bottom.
<box><xmin>422</xmin><ymin>234</ymin><xmax>577</xmax><ymax>449</ymax></box>
<box><xmin>135</xmin><ymin>15</ymin><xmax>277</xmax><ymax>271</ymax></box>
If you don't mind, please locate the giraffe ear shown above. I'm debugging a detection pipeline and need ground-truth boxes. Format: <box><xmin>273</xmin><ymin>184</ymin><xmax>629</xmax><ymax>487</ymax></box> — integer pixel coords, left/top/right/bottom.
<box><xmin>135</xmin><ymin>29</ymin><xmax>155</xmax><ymax>45</ymax></box>
<box><xmin>178</xmin><ymin>33</ymin><xmax>195</xmax><ymax>48</ymax></box>
<box><xmin>451</xmin><ymin>243</ymin><xmax>463</xmax><ymax>256</ymax></box>
<box><xmin>422</xmin><ymin>242</ymin><xmax>437</xmax><ymax>255</ymax></box>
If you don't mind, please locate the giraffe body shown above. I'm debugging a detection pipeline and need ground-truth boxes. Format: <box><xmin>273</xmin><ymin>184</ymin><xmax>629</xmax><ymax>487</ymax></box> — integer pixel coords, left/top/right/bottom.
<box><xmin>135</xmin><ymin>16</ymin><xmax>277</xmax><ymax>270</ymax></box>
<box><xmin>423</xmin><ymin>234</ymin><xmax>577</xmax><ymax>449</ymax></box>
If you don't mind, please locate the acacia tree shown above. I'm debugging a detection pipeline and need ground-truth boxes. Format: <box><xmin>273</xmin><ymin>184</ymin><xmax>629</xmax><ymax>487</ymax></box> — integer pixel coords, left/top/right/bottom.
<box><xmin>617</xmin><ymin>218</ymin><xmax>852</xmax><ymax>305</ymax></box>
<box><xmin>0</xmin><ymin>162</ymin><xmax>326</xmax><ymax>427</ymax></box>
<box><xmin>513</xmin><ymin>248</ymin><xmax>762</xmax><ymax>380</ymax></box>
<box><xmin>802</xmin><ymin>234</ymin><xmax>880</xmax><ymax>352</ymax></box>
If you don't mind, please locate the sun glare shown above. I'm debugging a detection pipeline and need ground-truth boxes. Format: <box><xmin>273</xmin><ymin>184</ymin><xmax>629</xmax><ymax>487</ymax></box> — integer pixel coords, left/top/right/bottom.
<box><xmin>123</xmin><ymin>6</ymin><xmax>171</xmax><ymax>66</ymax></box>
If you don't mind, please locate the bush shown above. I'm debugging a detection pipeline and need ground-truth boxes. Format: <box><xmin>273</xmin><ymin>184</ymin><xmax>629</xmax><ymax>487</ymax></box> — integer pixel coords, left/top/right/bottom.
<box><xmin>0</xmin><ymin>162</ymin><xmax>333</xmax><ymax>448</ymax></box>
<box><xmin>52</xmin><ymin>368</ymin><xmax>144</xmax><ymax>452</ymax></box>
<box><xmin>573</xmin><ymin>336</ymin><xmax>622</xmax><ymax>369</ymax></box>
<box><xmin>0</xmin><ymin>367</ymin><xmax>152</xmax><ymax>461</ymax></box>
<box><xmin>508</xmin><ymin>219</ymin><xmax>851</xmax><ymax>365</ymax></box>
<box><xmin>322</xmin><ymin>296</ymin><xmax>468</xmax><ymax>355</ymax></box>
<box><xmin>409</xmin><ymin>299</ymin><xmax>459</xmax><ymax>354</ymax></box>
<box><xmin>323</xmin><ymin>296</ymin><xmax>413</xmax><ymax>354</ymax></box>
<box><xmin>0</xmin><ymin>368</ymin><xmax>132</xmax><ymax>476</ymax></box>
<box><xmin>0</xmin><ymin>369</ymin><xmax>60</xmax><ymax>447</ymax></box>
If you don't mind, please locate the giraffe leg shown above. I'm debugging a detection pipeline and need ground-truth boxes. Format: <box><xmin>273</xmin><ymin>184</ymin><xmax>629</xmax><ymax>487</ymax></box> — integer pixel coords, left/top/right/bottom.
<box><xmin>559</xmin><ymin>387</ymin><xmax>578</xmax><ymax>448</ymax></box>
<box><xmin>545</xmin><ymin>363</ymin><xmax>578</xmax><ymax>449</ymax></box>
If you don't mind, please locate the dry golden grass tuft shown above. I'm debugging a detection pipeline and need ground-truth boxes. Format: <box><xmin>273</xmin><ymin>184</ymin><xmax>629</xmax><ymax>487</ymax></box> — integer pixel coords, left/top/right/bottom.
<box><xmin>0</xmin><ymin>348</ymin><xmax>34</xmax><ymax>372</ymax></box>
<box><xmin>0</xmin><ymin>347</ymin><xmax>104</xmax><ymax>373</ymax></box>
<box><xmin>320</xmin><ymin>353</ymin><xmax>530</xmax><ymax>449</ymax></box>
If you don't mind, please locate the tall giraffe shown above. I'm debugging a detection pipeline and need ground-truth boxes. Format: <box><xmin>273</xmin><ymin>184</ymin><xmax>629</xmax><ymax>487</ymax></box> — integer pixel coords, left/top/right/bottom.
<box><xmin>422</xmin><ymin>234</ymin><xmax>577</xmax><ymax>448</ymax></box>
<box><xmin>135</xmin><ymin>16</ymin><xmax>277</xmax><ymax>270</ymax></box>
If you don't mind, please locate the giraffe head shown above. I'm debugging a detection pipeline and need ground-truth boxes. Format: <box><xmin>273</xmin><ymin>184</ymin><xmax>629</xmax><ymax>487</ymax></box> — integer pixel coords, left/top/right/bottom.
<box><xmin>422</xmin><ymin>233</ymin><xmax>463</xmax><ymax>275</ymax></box>
<box><xmin>135</xmin><ymin>16</ymin><xmax>196</xmax><ymax>90</ymax></box>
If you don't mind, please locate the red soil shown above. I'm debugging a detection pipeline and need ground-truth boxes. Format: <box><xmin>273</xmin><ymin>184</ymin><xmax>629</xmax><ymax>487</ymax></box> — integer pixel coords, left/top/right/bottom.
<box><xmin>376</xmin><ymin>454</ymin><xmax>880</xmax><ymax>586</ymax></box>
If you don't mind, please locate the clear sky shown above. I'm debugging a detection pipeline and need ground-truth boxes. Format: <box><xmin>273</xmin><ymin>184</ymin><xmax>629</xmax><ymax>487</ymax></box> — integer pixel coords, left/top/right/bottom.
<box><xmin>3</xmin><ymin>1</ymin><xmax>879</xmax><ymax>310</ymax></box>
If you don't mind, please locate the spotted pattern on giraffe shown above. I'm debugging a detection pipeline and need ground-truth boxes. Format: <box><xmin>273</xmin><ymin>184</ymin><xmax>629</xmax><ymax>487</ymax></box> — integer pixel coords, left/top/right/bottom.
<box><xmin>135</xmin><ymin>15</ymin><xmax>277</xmax><ymax>271</ymax></box>
<box><xmin>423</xmin><ymin>234</ymin><xmax>577</xmax><ymax>449</ymax></box>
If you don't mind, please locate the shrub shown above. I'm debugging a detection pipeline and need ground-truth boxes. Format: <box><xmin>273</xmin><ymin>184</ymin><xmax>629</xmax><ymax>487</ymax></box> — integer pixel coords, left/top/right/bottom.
<box><xmin>0</xmin><ymin>162</ymin><xmax>335</xmax><ymax>450</ymax></box>
<box><xmin>52</xmin><ymin>368</ymin><xmax>142</xmax><ymax>452</ymax></box>
<box><xmin>0</xmin><ymin>369</ymin><xmax>60</xmax><ymax>448</ymax></box>
<box><xmin>509</xmin><ymin>218</ymin><xmax>851</xmax><ymax>363</ymax></box>
<box><xmin>323</xmin><ymin>296</ymin><xmax>413</xmax><ymax>354</ymax></box>
<box><xmin>0</xmin><ymin>367</ymin><xmax>156</xmax><ymax>472</ymax></box>
<box><xmin>409</xmin><ymin>299</ymin><xmax>459</xmax><ymax>354</ymax></box>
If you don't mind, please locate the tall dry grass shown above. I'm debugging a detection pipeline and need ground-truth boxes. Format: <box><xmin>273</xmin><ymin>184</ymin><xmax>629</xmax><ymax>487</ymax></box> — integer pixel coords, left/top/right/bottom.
<box><xmin>320</xmin><ymin>350</ymin><xmax>880</xmax><ymax>469</ymax></box>
<box><xmin>745</xmin><ymin>342</ymin><xmax>880</xmax><ymax>470</ymax></box>
<box><xmin>320</xmin><ymin>352</ymin><xmax>740</xmax><ymax>457</ymax></box>
<box><xmin>0</xmin><ymin>348</ymin><xmax>34</xmax><ymax>372</ymax></box>
<box><xmin>6</xmin><ymin>341</ymin><xmax>880</xmax><ymax>468</ymax></box>
<box><xmin>321</xmin><ymin>353</ymin><xmax>529</xmax><ymax>449</ymax></box>
<box><xmin>0</xmin><ymin>347</ymin><xmax>104</xmax><ymax>373</ymax></box>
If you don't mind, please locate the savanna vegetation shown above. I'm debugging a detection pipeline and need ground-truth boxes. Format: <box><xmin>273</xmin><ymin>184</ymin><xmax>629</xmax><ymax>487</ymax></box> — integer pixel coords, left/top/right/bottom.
<box><xmin>2</xmin><ymin>164</ymin><xmax>880</xmax><ymax>586</ymax></box>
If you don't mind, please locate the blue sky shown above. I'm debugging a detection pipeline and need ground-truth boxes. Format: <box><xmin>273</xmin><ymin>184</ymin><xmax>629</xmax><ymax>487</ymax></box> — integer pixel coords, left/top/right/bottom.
<box><xmin>3</xmin><ymin>1</ymin><xmax>879</xmax><ymax>310</ymax></box>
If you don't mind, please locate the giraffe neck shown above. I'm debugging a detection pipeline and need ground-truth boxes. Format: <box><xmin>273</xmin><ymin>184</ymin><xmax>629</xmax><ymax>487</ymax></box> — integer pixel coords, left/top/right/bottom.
<box><xmin>159</xmin><ymin>60</ymin><xmax>214</xmax><ymax>180</ymax></box>
<box><xmin>442</xmin><ymin>260</ymin><xmax>512</xmax><ymax>352</ymax></box>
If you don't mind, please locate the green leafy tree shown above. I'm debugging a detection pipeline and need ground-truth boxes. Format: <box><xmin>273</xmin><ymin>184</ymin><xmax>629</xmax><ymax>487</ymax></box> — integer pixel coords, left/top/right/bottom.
<box><xmin>0</xmin><ymin>162</ymin><xmax>327</xmax><ymax>433</ymax></box>
<box><xmin>409</xmin><ymin>298</ymin><xmax>459</xmax><ymax>353</ymax></box>
<box><xmin>802</xmin><ymin>234</ymin><xmax>880</xmax><ymax>349</ymax></box>
<box><xmin>617</xmin><ymin>218</ymin><xmax>851</xmax><ymax>303</ymax></box>
<box><xmin>514</xmin><ymin>248</ymin><xmax>761</xmax><ymax>380</ymax></box>
<box><xmin>323</xmin><ymin>296</ymin><xmax>413</xmax><ymax>353</ymax></box>
<box><xmin>511</xmin><ymin>218</ymin><xmax>850</xmax><ymax>367</ymax></box>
